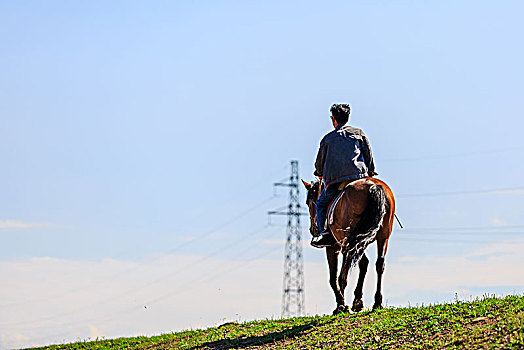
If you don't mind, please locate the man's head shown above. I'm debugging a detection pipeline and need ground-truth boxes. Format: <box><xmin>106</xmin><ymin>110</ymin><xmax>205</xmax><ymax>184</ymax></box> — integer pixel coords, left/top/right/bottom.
<box><xmin>330</xmin><ymin>103</ymin><xmax>351</xmax><ymax>126</ymax></box>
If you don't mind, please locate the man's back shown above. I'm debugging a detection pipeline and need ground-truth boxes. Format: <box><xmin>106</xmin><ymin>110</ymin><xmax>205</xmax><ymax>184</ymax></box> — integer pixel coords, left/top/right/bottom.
<box><xmin>315</xmin><ymin>124</ymin><xmax>375</xmax><ymax>187</ymax></box>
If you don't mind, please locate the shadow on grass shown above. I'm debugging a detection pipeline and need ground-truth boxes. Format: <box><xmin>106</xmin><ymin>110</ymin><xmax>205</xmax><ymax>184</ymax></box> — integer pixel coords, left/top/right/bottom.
<box><xmin>189</xmin><ymin>320</ymin><xmax>325</xmax><ymax>349</ymax></box>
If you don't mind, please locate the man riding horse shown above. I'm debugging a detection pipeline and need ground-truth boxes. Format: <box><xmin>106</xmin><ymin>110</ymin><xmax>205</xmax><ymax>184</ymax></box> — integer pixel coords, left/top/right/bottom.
<box><xmin>311</xmin><ymin>103</ymin><xmax>378</xmax><ymax>248</ymax></box>
<box><xmin>305</xmin><ymin>104</ymin><xmax>395</xmax><ymax>312</ymax></box>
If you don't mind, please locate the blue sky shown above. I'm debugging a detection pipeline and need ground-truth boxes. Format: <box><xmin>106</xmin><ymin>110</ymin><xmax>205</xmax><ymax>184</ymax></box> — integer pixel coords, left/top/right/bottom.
<box><xmin>1</xmin><ymin>0</ymin><xmax>524</xmax><ymax>348</ymax></box>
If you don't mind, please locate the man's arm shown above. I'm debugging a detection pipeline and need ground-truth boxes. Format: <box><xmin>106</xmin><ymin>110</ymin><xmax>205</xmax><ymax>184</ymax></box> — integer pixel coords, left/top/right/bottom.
<box><xmin>360</xmin><ymin>132</ymin><xmax>377</xmax><ymax>176</ymax></box>
<box><xmin>314</xmin><ymin>140</ymin><xmax>327</xmax><ymax>177</ymax></box>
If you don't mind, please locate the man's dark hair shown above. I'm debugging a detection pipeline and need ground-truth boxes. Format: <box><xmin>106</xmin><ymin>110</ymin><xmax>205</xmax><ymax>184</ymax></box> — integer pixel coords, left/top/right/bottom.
<box><xmin>330</xmin><ymin>104</ymin><xmax>351</xmax><ymax>125</ymax></box>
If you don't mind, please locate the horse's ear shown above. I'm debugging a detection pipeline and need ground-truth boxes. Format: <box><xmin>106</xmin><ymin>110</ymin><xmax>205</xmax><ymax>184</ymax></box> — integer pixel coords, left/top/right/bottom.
<box><xmin>301</xmin><ymin>179</ymin><xmax>311</xmax><ymax>190</ymax></box>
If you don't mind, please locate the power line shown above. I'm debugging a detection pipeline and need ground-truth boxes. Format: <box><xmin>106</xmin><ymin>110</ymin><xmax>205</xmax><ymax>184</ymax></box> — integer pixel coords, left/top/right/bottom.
<box><xmin>2</xmin><ymin>165</ymin><xmax>292</xmax><ymax>326</ymax></box>
<box><xmin>4</xmin><ymin>226</ymin><xmax>283</xmax><ymax>331</ymax></box>
<box><xmin>0</xmin><ymin>164</ymin><xmax>290</xmax><ymax>309</ymax></box>
<box><xmin>144</xmin><ymin>242</ymin><xmax>283</xmax><ymax>306</ymax></box>
<box><xmin>2</xmin><ymin>222</ymin><xmax>282</xmax><ymax>327</ymax></box>
<box><xmin>2</xmin><ymin>202</ymin><xmax>280</xmax><ymax>321</ymax></box>
<box><xmin>396</xmin><ymin>224</ymin><xmax>524</xmax><ymax>232</ymax></box>
<box><xmin>398</xmin><ymin>185</ymin><xmax>524</xmax><ymax>198</ymax></box>
<box><xmin>4</xmin><ymin>233</ymin><xmax>284</xmax><ymax>344</ymax></box>
<box><xmin>381</xmin><ymin>146</ymin><xmax>524</xmax><ymax>163</ymax></box>
<box><xmin>398</xmin><ymin>231</ymin><xmax>524</xmax><ymax>236</ymax></box>
<box><xmin>392</xmin><ymin>237</ymin><xmax>524</xmax><ymax>244</ymax></box>
<box><xmin>394</xmin><ymin>225</ymin><xmax>524</xmax><ymax>236</ymax></box>
<box><xmin>0</xmin><ymin>196</ymin><xmax>277</xmax><ymax>309</ymax></box>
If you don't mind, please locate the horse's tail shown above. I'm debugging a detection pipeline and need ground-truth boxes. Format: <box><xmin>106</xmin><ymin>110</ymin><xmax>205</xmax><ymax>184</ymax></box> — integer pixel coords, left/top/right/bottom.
<box><xmin>345</xmin><ymin>184</ymin><xmax>387</xmax><ymax>270</ymax></box>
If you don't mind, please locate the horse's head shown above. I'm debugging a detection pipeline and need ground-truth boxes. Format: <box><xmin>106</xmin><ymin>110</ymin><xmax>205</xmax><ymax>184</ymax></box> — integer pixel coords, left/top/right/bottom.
<box><xmin>302</xmin><ymin>179</ymin><xmax>321</xmax><ymax>236</ymax></box>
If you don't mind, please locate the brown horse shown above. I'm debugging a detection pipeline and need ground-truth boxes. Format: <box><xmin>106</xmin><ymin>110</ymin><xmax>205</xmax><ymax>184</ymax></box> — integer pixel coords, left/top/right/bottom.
<box><xmin>302</xmin><ymin>177</ymin><xmax>395</xmax><ymax>314</ymax></box>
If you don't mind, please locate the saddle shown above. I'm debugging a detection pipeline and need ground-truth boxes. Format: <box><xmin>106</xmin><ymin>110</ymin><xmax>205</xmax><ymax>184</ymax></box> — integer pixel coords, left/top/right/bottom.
<box><xmin>327</xmin><ymin>180</ymin><xmax>354</xmax><ymax>227</ymax></box>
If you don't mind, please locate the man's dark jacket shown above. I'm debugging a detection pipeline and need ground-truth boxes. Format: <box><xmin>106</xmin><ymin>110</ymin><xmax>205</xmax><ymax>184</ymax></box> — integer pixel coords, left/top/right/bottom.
<box><xmin>314</xmin><ymin>124</ymin><xmax>376</xmax><ymax>187</ymax></box>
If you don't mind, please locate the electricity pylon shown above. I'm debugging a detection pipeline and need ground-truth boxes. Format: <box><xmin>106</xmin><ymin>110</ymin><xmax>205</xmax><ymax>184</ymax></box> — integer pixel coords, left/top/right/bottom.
<box><xmin>268</xmin><ymin>160</ymin><xmax>307</xmax><ymax>316</ymax></box>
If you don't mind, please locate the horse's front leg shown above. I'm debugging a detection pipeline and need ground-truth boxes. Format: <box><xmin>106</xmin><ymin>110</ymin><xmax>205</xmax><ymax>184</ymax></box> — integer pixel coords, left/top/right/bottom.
<box><xmin>326</xmin><ymin>246</ymin><xmax>345</xmax><ymax>314</ymax></box>
<box><xmin>351</xmin><ymin>253</ymin><xmax>369</xmax><ymax>312</ymax></box>
<box><xmin>333</xmin><ymin>250</ymin><xmax>352</xmax><ymax>314</ymax></box>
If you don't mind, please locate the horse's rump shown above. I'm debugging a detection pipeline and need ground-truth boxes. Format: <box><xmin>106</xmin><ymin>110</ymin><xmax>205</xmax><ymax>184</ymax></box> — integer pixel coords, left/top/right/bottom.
<box><xmin>329</xmin><ymin>178</ymin><xmax>389</xmax><ymax>269</ymax></box>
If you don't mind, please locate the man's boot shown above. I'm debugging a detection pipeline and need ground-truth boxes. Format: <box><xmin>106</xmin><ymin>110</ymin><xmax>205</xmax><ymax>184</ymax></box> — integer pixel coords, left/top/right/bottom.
<box><xmin>311</xmin><ymin>232</ymin><xmax>336</xmax><ymax>248</ymax></box>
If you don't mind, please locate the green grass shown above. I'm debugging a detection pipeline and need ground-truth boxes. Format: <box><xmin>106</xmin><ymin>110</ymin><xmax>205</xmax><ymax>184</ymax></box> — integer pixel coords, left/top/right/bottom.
<box><xmin>28</xmin><ymin>295</ymin><xmax>524</xmax><ymax>349</ymax></box>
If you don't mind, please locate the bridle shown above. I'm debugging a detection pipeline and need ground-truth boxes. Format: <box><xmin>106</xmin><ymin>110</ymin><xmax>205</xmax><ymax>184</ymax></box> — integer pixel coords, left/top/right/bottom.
<box><xmin>305</xmin><ymin>181</ymin><xmax>323</xmax><ymax>235</ymax></box>
<box><xmin>306</xmin><ymin>181</ymin><xmax>321</xmax><ymax>207</ymax></box>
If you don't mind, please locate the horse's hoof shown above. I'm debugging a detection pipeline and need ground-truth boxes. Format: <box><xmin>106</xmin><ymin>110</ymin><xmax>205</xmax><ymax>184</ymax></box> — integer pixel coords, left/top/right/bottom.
<box><xmin>372</xmin><ymin>303</ymin><xmax>382</xmax><ymax>311</ymax></box>
<box><xmin>332</xmin><ymin>304</ymin><xmax>349</xmax><ymax>315</ymax></box>
<box><xmin>351</xmin><ymin>299</ymin><xmax>364</xmax><ymax>312</ymax></box>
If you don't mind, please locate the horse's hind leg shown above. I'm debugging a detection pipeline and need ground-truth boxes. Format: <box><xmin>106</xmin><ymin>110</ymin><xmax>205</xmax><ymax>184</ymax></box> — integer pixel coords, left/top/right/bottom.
<box><xmin>338</xmin><ymin>252</ymin><xmax>350</xmax><ymax>295</ymax></box>
<box><xmin>373</xmin><ymin>239</ymin><xmax>388</xmax><ymax>310</ymax></box>
<box><xmin>351</xmin><ymin>253</ymin><xmax>369</xmax><ymax>312</ymax></box>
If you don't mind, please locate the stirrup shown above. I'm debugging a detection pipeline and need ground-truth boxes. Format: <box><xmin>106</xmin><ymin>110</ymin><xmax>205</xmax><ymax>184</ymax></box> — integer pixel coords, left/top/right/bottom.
<box><xmin>311</xmin><ymin>234</ymin><xmax>336</xmax><ymax>248</ymax></box>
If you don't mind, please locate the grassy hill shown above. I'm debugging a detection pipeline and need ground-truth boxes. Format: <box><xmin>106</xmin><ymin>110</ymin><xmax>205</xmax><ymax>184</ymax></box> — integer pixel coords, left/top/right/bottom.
<box><xmin>30</xmin><ymin>295</ymin><xmax>523</xmax><ymax>349</ymax></box>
